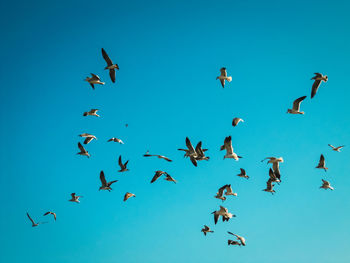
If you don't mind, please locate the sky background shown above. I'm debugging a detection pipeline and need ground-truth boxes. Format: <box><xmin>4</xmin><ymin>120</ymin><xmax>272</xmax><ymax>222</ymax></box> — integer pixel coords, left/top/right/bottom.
<box><xmin>1</xmin><ymin>0</ymin><xmax>350</xmax><ymax>262</ymax></box>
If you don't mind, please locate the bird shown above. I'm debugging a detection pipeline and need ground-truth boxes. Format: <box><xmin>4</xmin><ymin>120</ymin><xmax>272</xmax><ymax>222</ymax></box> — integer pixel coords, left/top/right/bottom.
<box><xmin>227</xmin><ymin>231</ymin><xmax>246</xmax><ymax>246</ymax></box>
<box><xmin>316</xmin><ymin>154</ymin><xmax>328</xmax><ymax>172</ymax></box>
<box><xmin>69</xmin><ymin>193</ymin><xmax>82</xmax><ymax>203</ymax></box>
<box><xmin>220</xmin><ymin>136</ymin><xmax>242</xmax><ymax>160</ymax></box>
<box><xmin>99</xmin><ymin>171</ymin><xmax>118</xmax><ymax>191</ymax></box>
<box><xmin>79</xmin><ymin>133</ymin><xmax>97</xmax><ymax>144</ymax></box>
<box><xmin>85</xmin><ymin>73</ymin><xmax>105</xmax><ymax>89</ymax></box>
<box><xmin>118</xmin><ymin>155</ymin><xmax>129</xmax><ymax>172</ymax></box>
<box><xmin>212</xmin><ymin>206</ymin><xmax>236</xmax><ymax>224</ymax></box>
<box><xmin>150</xmin><ymin>170</ymin><xmax>167</xmax><ymax>183</ymax></box>
<box><xmin>216</xmin><ymin>67</ymin><xmax>232</xmax><ymax>88</ymax></box>
<box><xmin>224</xmin><ymin>184</ymin><xmax>238</xmax><ymax>197</ymax></box>
<box><xmin>262</xmin><ymin>179</ymin><xmax>276</xmax><ymax>195</ymax></box>
<box><xmin>320</xmin><ymin>179</ymin><xmax>334</xmax><ymax>190</ymax></box>
<box><xmin>328</xmin><ymin>144</ymin><xmax>345</xmax><ymax>152</ymax></box>
<box><xmin>228</xmin><ymin>240</ymin><xmax>242</xmax><ymax>246</ymax></box>
<box><xmin>124</xmin><ymin>192</ymin><xmax>136</xmax><ymax>201</ymax></box>
<box><xmin>101</xmin><ymin>48</ymin><xmax>119</xmax><ymax>83</ymax></box>
<box><xmin>201</xmin><ymin>225</ymin><xmax>214</xmax><ymax>236</ymax></box>
<box><xmin>178</xmin><ymin>137</ymin><xmax>198</xmax><ymax>166</ymax></box>
<box><xmin>43</xmin><ymin>211</ymin><xmax>56</xmax><ymax>221</ymax></box>
<box><xmin>232</xmin><ymin>117</ymin><xmax>244</xmax><ymax>127</ymax></box>
<box><xmin>268</xmin><ymin>168</ymin><xmax>280</xmax><ymax>184</ymax></box>
<box><xmin>214</xmin><ymin>186</ymin><xmax>226</xmax><ymax>202</ymax></box>
<box><xmin>195</xmin><ymin>142</ymin><xmax>210</xmax><ymax>161</ymax></box>
<box><xmin>107</xmin><ymin>137</ymin><xmax>124</xmax><ymax>144</ymax></box>
<box><xmin>26</xmin><ymin>212</ymin><xmax>44</xmax><ymax>227</ymax></box>
<box><xmin>83</xmin><ymin>109</ymin><xmax>100</xmax><ymax>117</ymax></box>
<box><xmin>261</xmin><ymin>157</ymin><xmax>283</xmax><ymax>181</ymax></box>
<box><xmin>77</xmin><ymin>142</ymin><xmax>90</xmax><ymax>158</ymax></box>
<box><xmin>143</xmin><ymin>151</ymin><xmax>172</xmax><ymax>162</ymax></box>
<box><xmin>237</xmin><ymin>168</ymin><xmax>249</xmax><ymax>179</ymax></box>
<box><xmin>311</xmin><ymin>73</ymin><xmax>328</xmax><ymax>98</ymax></box>
<box><xmin>164</xmin><ymin>173</ymin><xmax>177</xmax><ymax>184</ymax></box>
<box><xmin>287</xmin><ymin>96</ymin><xmax>307</xmax><ymax>114</ymax></box>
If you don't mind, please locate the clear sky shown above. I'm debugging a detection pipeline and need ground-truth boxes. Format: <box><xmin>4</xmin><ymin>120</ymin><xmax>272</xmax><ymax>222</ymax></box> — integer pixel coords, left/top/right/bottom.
<box><xmin>1</xmin><ymin>0</ymin><xmax>350</xmax><ymax>262</ymax></box>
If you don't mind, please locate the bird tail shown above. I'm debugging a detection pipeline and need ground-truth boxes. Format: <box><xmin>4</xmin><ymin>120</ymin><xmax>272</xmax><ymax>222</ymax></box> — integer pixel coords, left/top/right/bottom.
<box><xmin>227</xmin><ymin>76</ymin><xmax>232</xmax><ymax>82</ymax></box>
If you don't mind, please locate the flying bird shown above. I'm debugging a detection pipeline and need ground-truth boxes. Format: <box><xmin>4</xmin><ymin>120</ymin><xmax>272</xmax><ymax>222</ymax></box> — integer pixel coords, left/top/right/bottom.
<box><xmin>237</xmin><ymin>168</ymin><xmax>249</xmax><ymax>179</ymax></box>
<box><xmin>201</xmin><ymin>225</ymin><xmax>214</xmax><ymax>236</ymax></box>
<box><xmin>178</xmin><ymin>137</ymin><xmax>198</xmax><ymax>166</ymax></box>
<box><xmin>69</xmin><ymin>193</ymin><xmax>82</xmax><ymax>203</ymax></box>
<box><xmin>79</xmin><ymin>133</ymin><xmax>97</xmax><ymax>144</ymax></box>
<box><xmin>77</xmin><ymin>142</ymin><xmax>90</xmax><ymax>158</ymax></box>
<box><xmin>320</xmin><ymin>179</ymin><xmax>334</xmax><ymax>190</ymax></box>
<box><xmin>85</xmin><ymin>73</ymin><xmax>105</xmax><ymax>89</ymax></box>
<box><xmin>228</xmin><ymin>231</ymin><xmax>246</xmax><ymax>246</ymax></box>
<box><xmin>143</xmin><ymin>151</ymin><xmax>172</xmax><ymax>162</ymax></box>
<box><xmin>216</xmin><ymin>67</ymin><xmax>232</xmax><ymax>88</ymax></box>
<box><xmin>224</xmin><ymin>184</ymin><xmax>238</xmax><ymax>197</ymax></box>
<box><xmin>164</xmin><ymin>173</ymin><xmax>177</xmax><ymax>184</ymax></box>
<box><xmin>214</xmin><ymin>186</ymin><xmax>226</xmax><ymax>202</ymax></box>
<box><xmin>124</xmin><ymin>192</ymin><xmax>136</xmax><ymax>201</ymax></box>
<box><xmin>83</xmin><ymin>109</ymin><xmax>100</xmax><ymax>117</ymax></box>
<box><xmin>101</xmin><ymin>48</ymin><xmax>119</xmax><ymax>83</ymax></box>
<box><xmin>107</xmin><ymin>137</ymin><xmax>124</xmax><ymax>144</ymax></box>
<box><xmin>315</xmin><ymin>154</ymin><xmax>328</xmax><ymax>172</ymax></box>
<box><xmin>212</xmin><ymin>206</ymin><xmax>236</xmax><ymax>224</ymax></box>
<box><xmin>262</xmin><ymin>179</ymin><xmax>276</xmax><ymax>195</ymax></box>
<box><xmin>195</xmin><ymin>142</ymin><xmax>210</xmax><ymax>161</ymax></box>
<box><xmin>43</xmin><ymin>211</ymin><xmax>56</xmax><ymax>221</ymax></box>
<box><xmin>232</xmin><ymin>117</ymin><xmax>244</xmax><ymax>127</ymax></box>
<box><xmin>118</xmin><ymin>155</ymin><xmax>129</xmax><ymax>172</ymax></box>
<box><xmin>287</xmin><ymin>96</ymin><xmax>307</xmax><ymax>114</ymax></box>
<box><xmin>150</xmin><ymin>170</ymin><xmax>167</xmax><ymax>183</ymax></box>
<box><xmin>328</xmin><ymin>144</ymin><xmax>344</xmax><ymax>152</ymax></box>
<box><xmin>261</xmin><ymin>157</ymin><xmax>283</xmax><ymax>181</ymax></box>
<box><xmin>220</xmin><ymin>136</ymin><xmax>242</xmax><ymax>160</ymax></box>
<box><xmin>311</xmin><ymin>73</ymin><xmax>328</xmax><ymax>98</ymax></box>
<box><xmin>99</xmin><ymin>171</ymin><xmax>118</xmax><ymax>191</ymax></box>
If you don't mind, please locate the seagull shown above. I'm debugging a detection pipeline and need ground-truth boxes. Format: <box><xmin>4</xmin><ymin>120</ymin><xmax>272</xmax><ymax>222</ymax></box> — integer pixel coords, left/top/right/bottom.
<box><xmin>311</xmin><ymin>73</ymin><xmax>328</xmax><ymax>98</ymax></box>
<box><xmin>77</xmin><ymin>142</ymin><xmax>90</xmax><ymax>158</ymax></box>
<box><xmin>69</xmin><ymin>193</ymin><xmax>82</xmax><ymax>203</ymax></box>
<box><xmin>201</xmin><ymin>225</ymin><xmax>214</xmax><ymax>236</ymax></box>
<box><xmin>316</xmin><ymin>154</ymin><xmax>328</xmax><ymax>172</ymax></box>
<box><xmin>124</xmin><ymin>192</ymin><xmax>136</xmax><ymax>201</ymax></box>
<box><xmin>26</xmin><ymin>212</ymin><xmax>44</xmax><ymax>227</ymax></box>
<box><xmin>164</xmin><ymin>173</ymin><xmax>177</xmax><ymax>184</ymax></box>
<box><xmin>43</xmin><ymin>211</ymin><xmax>56</xmax><ymax>221</ymax></box>
<box><xmin>101</xmin><ymin>48</ymin><xmax>119</xmax><ymax>83</ymax></box>
<box><xmin>328</xmin><ymin>144</ymin><xmax>345</xmax><ymax>152</ymax></box>
<box><xmin>287</xmin><ymin>96</ymin><xmax>307</xmax><ymax>114</ymax></box>
<box><xmin>99</xmin><ymin>171</ymin><xmax>118</xmax><ymax>192</ymax></box>
<box><xmin>178</xmin><ymin>137</ymin><xmax>198</xmax><ymax>166</ymax></box>
<box><xmin>107</xmin><ymin>137</ymin><xmax>124</xmax><ymax>144</ymax></box>
<box><xmin>228</xmin><ymin>240</ymin><xmax>242</xmax><ymax>246</ymax></box>
<box><xmin>212</xmin><ymin>206</ymin><xmax>236</xmax><ymax>224</ymax></box>
<box><xmin>268</xmin><ymin>168</ymin><xmax>280</xmax><ymax>184</ymax></box>
<box><xmin>214</xmin><ymin>186</ymin><xmax>226</xmax><ymax>202</ymax></box>
<box><xmin>262</xmin><ymin>179</ymin><xmax>276</xmax><ymax>195</ymax></box>
<box><xmin>261</xmin><ymin>157</ymin><xmax>283</xmax><ymax>181</ymax></box>
<box><xmin>227</xmin><ymin>231</ymin><xmax>246</xmax><ymax>246</ymax></box>
<box><xmin>320</xmin><ymin>179</ymin><xmax>334</xmax><ymax>190</ymax></box>
<box><xmin>83</xmin><ymin>109</ymin><xmax>100</xmax><ymax>117</ymax></box>
<box><xmin>118</xmin><ymin>155</ymin><xmax>129</xmax><ymax>172</ymax></box>
<box><xmin>150</xmin><ymin>170</ymin><xmax>167</xmax><ymax>183</ymax></box>
<box><xmin>143</xmin><ymin>151</ymin><xmax>172</xmax><ymax>162</ymax></box>
<box><xmin>220</xmin><ymin>136</ymin><xmax>242</xmax><ymax>160</ymax></box>
<box><xmin>195</xmin><ymin>142</ymin><xmax>210</xmax><ymax>161</ymax></box>
<box><xmin>85</xmin><ymin>73</ymin><xmax>105</xmax><ymax>89</ymax></box>
<box><xmin>79</xmin><ymin>133</ymin><xmax>97</xmax><ymax>144</ymax></box>
<box><xmin>237</xmin><ymin>168</ymin><xmax>249</xmax><ymax>179</ymax></box>
<box><xmin>216</xmin><ymin>67</ymin><xmax>232</xmax><ymax>88</ymax></box>
<box><xmin>232</xmin><ymin>117</ymin><xmax>244</xmax><ymax>127</ymax></box>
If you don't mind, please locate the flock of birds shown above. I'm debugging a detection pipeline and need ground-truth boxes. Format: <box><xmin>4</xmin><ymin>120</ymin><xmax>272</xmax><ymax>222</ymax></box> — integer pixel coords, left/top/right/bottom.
<box><xmin>26</xmin><ymin>49</ymin><xmax>344</xmax><ymax>247</ymax></box>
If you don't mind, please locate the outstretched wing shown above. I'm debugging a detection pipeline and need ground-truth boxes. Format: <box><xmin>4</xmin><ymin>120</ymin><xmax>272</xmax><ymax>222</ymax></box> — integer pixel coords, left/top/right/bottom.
<box><xmin>292</xmin><ymin>96</ymin><xmax>307</xmax><ymax>111</ymax></box>
<box><xmin>100</xmin><ymin>171</ymin><xmax>107</xmax><ymax>186</ymax></box>
<box><xmin>26</xmin><ymin>213</ymin><xmax>35</xmax><ymax>225</ymax></box>
<box><xmin>101</xmin><ymin>48</ymin><xmax>113</xmax><ymax>66</ymax></box>
<box><xmin>109</xmin><ymin>68</ymin><xmax>116</xmax><ymax>83</ymax></box>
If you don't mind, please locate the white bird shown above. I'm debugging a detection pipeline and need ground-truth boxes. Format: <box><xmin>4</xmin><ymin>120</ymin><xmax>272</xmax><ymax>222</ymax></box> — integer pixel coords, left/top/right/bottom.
<box><xmin>124</xmin><ymin>192</ymin><xmax>136</xmax><ymax>201</ymax></box>
<box><xmin>216</xmin><ymin>67</ymin><xmax>232</xmax><ymax>88</ymax></box>
<box><xmin>201</xmin><ymin>225</ymin><xmax>214</xmax><ymax>236</ymax></box>
<box><xmin>83</xmin><ymin>109</ymin><xmax>100</xmax><ymax>117</ymax></box>
<box><xmin>328</xmin><ymin>144</ymin><xmax>345</xmax><ymax>152</ymax></box>
<box><xmin>43</xmin><ymin>211</ymin><xmax>56</xmax><ymax>221</ymax></box>
<box><xmin>228</xmin><ymin>231</ymin><xmax>246</xmax><ymax>246</ymax></box>
<box><xmin>220</xmin><ymin>136</ymin><xmax>242</xmax><ymax>160</ymax></box>
<box><xmin>237</xmin><ymin>168</ymin><xmax>249</xmax><ymax>179</ymax></box>
<box><xmin>107</xmin><ymin>137</ymin><xmax>124</xmax><ymax>144</ymax></box>
<box><xmin>311</xmin><ymin>73</ymin><xmax>328</xmax><ymax>98</ymax></box>
<box><xmin>212</xmin><ymin>206</ymin><xmax>236</xmax><ymax>224</ymax></box>
<box><xmin>101</xmin><ymin>48</ymin><xmax>119</xmax><ymax>83</ymax></box>
<box><xmin>287</xmin><ymin>96</ymin><xmax>307</xmax><ymax>114</ymax></box>
<box><xmin>232</xmin><ymin>117</ymin><xmax>244</xmax><ymax>127</ymax></box>
<box><xmin>118</xmin><ymin>155</ymin><xmax>129</xmax><ymax>172</ymax></box>
<box><xmin>320</xmin><ymin>179</ymin><xmax>334</xmax><ymax>190</ymax></box>
<box><xmin>99</xmin><ymin>171</ymin><xmax>118</xmax><ymax>191</ymax></box>
<box><xmin>85</xmin><ymin>73</ymin><xmax>105</xmax><ymax>89</ymax></box>
<box><xmin>143</xmin><ymin>151</ymin><xmax>172</xmax><ymax>162</ymax></box>
<box><xmin>316</xmin><ymin>154</ymin><xmax>328</xmax><ymax>172</ymax></box>
<box><xmin>79</xmin><ymin>133</ymin><xmax>97</xmax><ymax>144</ymax></box>
<box><xmin>26</xmin><ymin>212</ymin><xmax>45</xmax><ymax>227</ymax></box>
<box><xmin>77</xmin><ymin>142</ymin><xmax>90</xmax><ymax>158</ymax></box>
<box><xmin>69</xmin><ymin>193</ymin><xmax>82</xmax><ymax>203</ymax></box>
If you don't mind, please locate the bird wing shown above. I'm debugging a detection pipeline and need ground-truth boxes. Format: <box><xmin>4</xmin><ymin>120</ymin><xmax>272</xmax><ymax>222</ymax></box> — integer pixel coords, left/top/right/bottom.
<box><xmin>71</xmin><ymin>193</ymin><xmax>76</xmax><ymax>198</ymax></box>
<box><xmin>124</xmin><ymin>193</ymin><xmax>130</xmax><ymax>201</ymax></box>
<box><xmin>225</xmin><ymin>184</ymin><xmax>233</xmax><ymax>194</ymax></box>
<box><xmin>319</xmin><ymin>154</ymin><xmax>325</xmax><ymax>166</ymax></box>
<box><xmin>321</xmin><ymin>179</ymin><xmax>329</xmax><ymax>186</ymax></box>
<box><xmin>292</xmin><ymin>96</ymin><xmax>307</xmax><ymax>111</ymax></box>
<box><xmin>101</xmin><ymin>48</ymin><xmax>113</xmax><ymax>66</ymax></box>
<box><xmin>118</xmin><ymin>155</ymin><xmax>123</xmax><ymax>168</ymax></box>
<box><xmin>109</xmin><ymin>68</ymin><xmax>116</xmax><ymax>83</ymax></box>
<box><xmin>90</xmin><ymin>73</ymin><xmax>100</xmax><ymax>80</ymax></box>
<box><xmin>190</xmin><ymin>156</ymin><xmax>198</xmax><ymax>167</ymax></box>
<box><xmin>328</xmin><ymin>144</ymin><xmax>335</xmax><ymax>149</ymax></box>
<box><xmin>311</xmin><ymin>79</ymin><xmax>321</xmax><ymax>98</ymax></box>
<box><xmin>151</xmin><ymin>172</ymin><xmax>162</xmax><ymax>183</ymax></box>
<box><xmin>91</xmin><ymin>109</ymin><xmax>99</xmax><ymax>114</ymax></box>
<box><xmin>78</xmin><ymin>142</ymin><xmax>86</xmax><ymax>152</ymax></box>
<box><xmin>159</xmin><ymin>155</ymin><xmax>172</xmax><ymax>162</ymax></box>
<box><xmin>185</xmin><ymin>137</ymin><xmax>196</xmax><ymax>154</ymax></box>
<box><xmin>240</xmin><ymin>168</ymin><xmax>246</xmax><ymax>175</ymax></box>
<box><xmin>100</xmin><ymin>171</ymin><xmax>107</xmax><ymax>186</ymax></box>
<box><xmin>224</xmin><ymin>136</ymin><xmax>234</xmax><ymax>155</ymax></box>
<box><xmin>84</xmin><ymin>137</ymin><xmax>94</xmax><ymax>144</ymax></box>
<box><xmin>213</xmin><ymin>213</ymin><xmax>219</xmax><ymax>224</ymax></box>
<box><xmin>43</xmin><ymin>212</ymin><xmax>50</xmax><ymax>216</ymax></box>
<box><xmin>26</xmin><ymin>213</ymin><xmax>35</xmax><ymax>224</ymax></box>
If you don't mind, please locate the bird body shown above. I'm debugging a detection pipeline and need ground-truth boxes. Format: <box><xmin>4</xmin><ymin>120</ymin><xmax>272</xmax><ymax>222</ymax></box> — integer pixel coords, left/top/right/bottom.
<box><xmin>212</xmin><ymin>206</ymin><xmax>235</xmax><ymax>224</ymax></box>
<box><xmin>237</xmin><ymin>168</ymin><xmax>249</xmax><ymax>179</ymax></box>
<box><xmin>108</xmin><ymin>137</ymin><xmax>124</xmax><ymax>144</ymax></box>
<box><xmin>221</xmin><ymin>136</ymin><xmax>241</xmax><ymax>160</ymax></box>
<box><xmin>77</xmin><ymin>142</ymin><xmax>90</xmax><ymax>158</ymax></box>
<box><xmin>316</xmin><ymin>154</ymin><xmax>328</xmax><ymax>171</ymax></box>
<box><xmin>99</xmin><ymin>171</ymin><xmax>118</xmax><ymax>191</ymax></box>
<box><xmin>101</xmin><ymin>48</ymin><xmax>119</xmax><ymax>83</ymax></box>
<box><xmin>232</xmin><ymin>117</ymin><xmax>244</xmax><ymax>127</ymax></box>
<box><xmin>83</xmin><ymin>109</ymin><xmax>100</xmax><ymax>117</ymax></box>
<box><xmin>201</xmin><ymin>225</ymin><xmax>214</xmax><ymax>236</ymax></box>
<box><xmin>124</xmin><ymin>192</ymin><xmax>136</xmax><ymax>201</ymax></box>
<box><xmin>287</xmin><ymin>96</ymin><xmax>307</xmax><ymax>114</ymax></box>
<box><xmin>85</xmin><ymin>73</ymin><xmax>105</xmax><ymax>89</ymax></box>
<box><xmin>69</xmin><ymin>193</ymin><xmax>82</xmax><ymax>203</ymax></box>
<box><xmin>320</xmin><ymin>179</ymin><xmax>334</xmax><ymax>190</ymax></box>
<box><xmin>217</xmin><ymin>67</ymin><xmax>232</xmax><ymax>88</ymax></box>
<box><xmin>311</xmin><ymin>73</ymin><xmax>328</xmax><ymax>98</ymax></box>
<box><xmin>118</xmin><ymin>155</ymin><xmax>129</xmax><ymax>172</ymax></box>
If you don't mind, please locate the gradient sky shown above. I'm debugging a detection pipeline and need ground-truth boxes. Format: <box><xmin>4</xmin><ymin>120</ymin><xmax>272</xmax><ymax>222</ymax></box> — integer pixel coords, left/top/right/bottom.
<box><xmin>1</xmin><ymin>0</ymin><xmax>350</xmax><ymax>262</ymax></box>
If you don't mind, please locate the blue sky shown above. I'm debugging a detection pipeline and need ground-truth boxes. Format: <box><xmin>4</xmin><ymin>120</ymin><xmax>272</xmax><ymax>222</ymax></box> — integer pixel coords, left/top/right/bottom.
<box><xmin>1</xmin><ymin>0</ymin><xmax>350</xmax><ymax>262</ymax></box>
